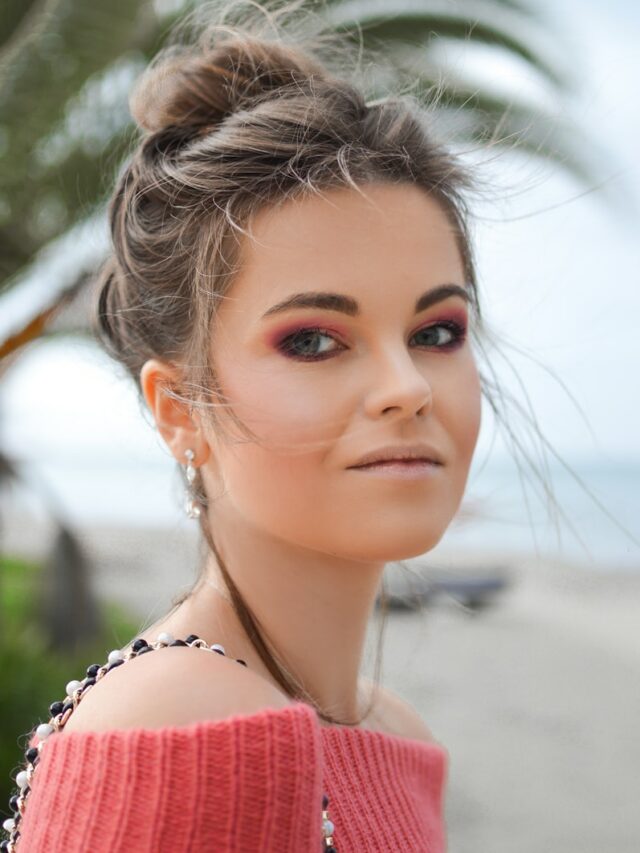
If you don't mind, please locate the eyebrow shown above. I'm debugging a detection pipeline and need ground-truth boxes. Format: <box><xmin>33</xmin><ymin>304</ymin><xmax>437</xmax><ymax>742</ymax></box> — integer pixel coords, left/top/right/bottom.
<box><xmin>261</xmin><ymin>284</ymin><xmax>471</xmax><ymax>319</ymax></box>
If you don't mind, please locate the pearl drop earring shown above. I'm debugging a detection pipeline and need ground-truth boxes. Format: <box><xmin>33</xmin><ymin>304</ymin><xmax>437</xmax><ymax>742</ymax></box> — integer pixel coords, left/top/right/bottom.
<box><xmin>183</xmin><ymin>448</ymin><xmax>201</xmax><ymax>519</ymax></box>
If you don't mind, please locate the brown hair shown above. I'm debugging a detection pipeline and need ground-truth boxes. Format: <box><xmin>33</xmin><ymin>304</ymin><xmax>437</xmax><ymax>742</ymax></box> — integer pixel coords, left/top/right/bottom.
<box><xmin>91</xmin><ymin>0</ymin><xmax>508</xmax><ymax>724</ymax></box>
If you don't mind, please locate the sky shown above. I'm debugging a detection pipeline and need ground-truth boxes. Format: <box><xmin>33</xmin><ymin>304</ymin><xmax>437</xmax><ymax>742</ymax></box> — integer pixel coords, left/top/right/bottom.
<box><xmin>456</xmin><ymin>0</ymin><xmax>640</xmax><ymax>463</ymax></box>
<box><xmin>1</xmin><ymin>0</ymin><xmax>638</xmax><ymax>539</ymax></box>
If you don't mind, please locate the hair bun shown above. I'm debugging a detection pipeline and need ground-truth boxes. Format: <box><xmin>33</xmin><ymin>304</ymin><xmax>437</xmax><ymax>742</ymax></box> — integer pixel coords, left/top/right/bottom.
<box><xmin>130</xmin><ymin>34</ymin><xmax>325</xmax><ymax>135</ymax></box>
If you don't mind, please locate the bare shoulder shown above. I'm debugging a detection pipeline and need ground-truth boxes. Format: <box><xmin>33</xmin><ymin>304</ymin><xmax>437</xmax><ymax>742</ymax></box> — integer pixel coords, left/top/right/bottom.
<box><xmin>62</xmin><ymin>645</ymin><xmax>293</xmax><ymax>735</ymax></box>
<box><xmin>361</xmin><ymin>676</ymin><xmax>436</xmax><ymax>744</ymax></box>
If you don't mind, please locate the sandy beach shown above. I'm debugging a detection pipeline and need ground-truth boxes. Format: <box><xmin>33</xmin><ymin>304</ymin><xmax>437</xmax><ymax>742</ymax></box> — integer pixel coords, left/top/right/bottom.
<box><xmin>3</xmin><ymin>513</ymin><xmax>639</xmax><ymax>853</ymax></box>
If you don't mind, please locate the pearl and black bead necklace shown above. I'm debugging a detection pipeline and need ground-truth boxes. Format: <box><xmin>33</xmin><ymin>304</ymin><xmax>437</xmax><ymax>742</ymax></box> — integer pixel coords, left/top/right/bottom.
<box><xmin>2</xmin><ymin>633</ymin><xmax>337</xmax><ymax>853</ymax></box>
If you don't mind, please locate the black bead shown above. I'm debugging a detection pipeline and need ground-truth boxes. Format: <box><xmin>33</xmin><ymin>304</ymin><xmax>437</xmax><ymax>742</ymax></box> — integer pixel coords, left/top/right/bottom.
<box><xmin>322</xmin><ymin>793</ymin><xmax>329</xmax><ymax>809</ymax></box>
<box><xmin>83</xmin><ymin>677</ymin><xmax>96</xmax><ymax>689</ymax></box>
<box><xmin>1</xmin><ymin>839</ymin><xmax>9</xmax><ymax>851</ymax></box>
<box><xmin>326</xmin><ymin>847</ymin><xmax>337</xmax><ymax>853</ymax></box>
<box><xmin>62</xmin><ymin>700</ymin><xmax>74</xmax><ymax>714</ymax></box>
<box><xmin>236</xmin><ymin>659</ymin><xmax>247</xmax><ymax>666</ymax></box>
<box><xmin>49</xmin><ymin>700</ymin><xmax>65</xmax><ymax>717</ymax></box>
<box><xmin>25</xmin><ymin>747</ymin><xmax>39</xmax><ymax>765</ymax></box>
<box><xmin>131</xmin><ymin>638</ymin><xmax>149</xmax><ymax>652</ymax></box>
<box><xmin>9</xmin><ymin>794</ymin><xmax>19</xmax><ymax>812</ymax></box>
<box><xmin>185</xmin><ymin>634</ymin><xmax>200</xmax><ymax>644</ymax></box>
<box><xmin>136</xmin><ymin>645</ymin><xmax>153</xmax><ymax>655</ymax></box>
<box><xmin>86</xmin><ymin>663</ymin><xmax>101</xmax><ymax>678</ymax></box>
<box><xmin>170</xmin><ymin>639</ymin><xmax>187</xmax><ymax>646</ymax></box>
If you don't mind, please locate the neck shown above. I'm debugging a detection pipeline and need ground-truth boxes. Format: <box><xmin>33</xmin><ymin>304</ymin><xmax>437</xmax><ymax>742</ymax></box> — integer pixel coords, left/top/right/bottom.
<box><xmin>164</xmin><ymin>507</ymin><xmax>385</xmax><ymax>723</ymax></box>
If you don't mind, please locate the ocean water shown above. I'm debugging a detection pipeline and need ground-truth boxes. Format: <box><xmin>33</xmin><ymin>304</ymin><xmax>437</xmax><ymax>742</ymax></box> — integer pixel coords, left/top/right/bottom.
<box><xmin>448</xmin><ymin>458</ymin><xmax>639</xmax><ymax>570</ymax></box>
<box><xmin>4</xmin><ymin>454</ymin><xmax>639</xmax><ymax>571</ymax></box>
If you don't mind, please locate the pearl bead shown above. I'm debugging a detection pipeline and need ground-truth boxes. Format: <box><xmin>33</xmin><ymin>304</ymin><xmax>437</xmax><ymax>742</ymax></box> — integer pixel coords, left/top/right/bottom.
<box><xmin>35</xmin><ymin>723</ymin><xmax>54</xmax><ymax>740</ymax></box>
<box><xmin>323</xmin><ymin>818</ymin><xmax>335</xmax><ymax>835</ymax></box>
<box><xmin>156</xmin><ymin>632</ymin><xmax>174</xmax><ymax>645</ymax></box>
<box><xmin>210</xmin><ymin>643</ymin><xmax>226</xmax><ymax>654</ymax></box>
<box><xmin>16</xmin><ymin>770</ymin><xmax>29</xmax><ymax>789</ymax></box>
<box><xmin>185</xmin><ymin>499</ymin><xmax>201</xmax><ymax>518</ymax></box>
<box><xmin>2</xmin><ymin>818</ymin><xmax>15</xmax><ymax>832</ymax></box>
<box><xmin>107</xmin><ymin>649</ymin><xmax>124</xmax><ymax>664</ymax></box>
<box><xmin>65</xmin><ymin>680</ymin><xmax>83</xmax><ymax>697</ymax></box>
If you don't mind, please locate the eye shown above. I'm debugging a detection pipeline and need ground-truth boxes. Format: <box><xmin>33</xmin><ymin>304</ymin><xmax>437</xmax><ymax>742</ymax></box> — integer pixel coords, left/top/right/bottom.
<box><xmin>276</xmin><ymin>327</ymin><xmax>344</xmax><ymax>361</ymax></box>
<box><xmin>275</xmin><ymin>320</ymin><xmax>467</xmax><ymax>362</ymax></box>
<box><xmin>412</xmin><ymin>320</ymin><xmax>467</xmax><ymax>349</ymax></box>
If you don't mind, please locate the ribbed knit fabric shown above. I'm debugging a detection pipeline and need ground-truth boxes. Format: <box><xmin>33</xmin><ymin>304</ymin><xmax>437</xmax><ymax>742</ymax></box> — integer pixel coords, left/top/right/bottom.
<box><xmin>16</xmin><ymin>700</ymin><xmax>448</xmax><ymax>852</ymax></box>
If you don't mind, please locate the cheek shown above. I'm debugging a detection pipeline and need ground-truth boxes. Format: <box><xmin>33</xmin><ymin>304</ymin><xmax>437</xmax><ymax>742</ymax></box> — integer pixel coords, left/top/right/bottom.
<box><xmin>220</xmin><ymin>442</ymin><xmax>339</xmax><ymax>549</ymax></box>
<box><xmin>445</xmin><ymin>357</ymin><xmax>482</xmax><ymax>465</ymax></box>
<box><xmin>219</xmin><ymin>355</ymin><xmax>348</xmax><ymax>449</ymax></box>
<box><xmin>211</xmin><ymin>358</ymin><xmax>347</xmax><ymax>538</ymax></box>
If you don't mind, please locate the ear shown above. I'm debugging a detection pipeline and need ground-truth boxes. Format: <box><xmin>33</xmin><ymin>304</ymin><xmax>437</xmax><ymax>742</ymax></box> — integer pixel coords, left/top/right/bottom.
<box><xmin>140</xmin><ymin>358</ymin><xmax>209</xmax><ymax>466</ymax></box>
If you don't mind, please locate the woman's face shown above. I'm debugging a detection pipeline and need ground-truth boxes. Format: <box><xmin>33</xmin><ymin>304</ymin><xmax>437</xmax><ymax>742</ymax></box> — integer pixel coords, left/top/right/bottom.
<box><xmin>203</xmin><ymin>182</ymin><xmax>482</xmax><ymax>562</ymax></box>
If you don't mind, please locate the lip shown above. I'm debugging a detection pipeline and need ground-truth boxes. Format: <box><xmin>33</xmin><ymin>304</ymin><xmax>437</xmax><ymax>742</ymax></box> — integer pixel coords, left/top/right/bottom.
<box><xmin>347</xmin><ymin>443</ymin><xmax>444</xmax><ymax>468</ymax></box>
<box><xmin>347</xmin><ymin>459</ymin><xmax>442</xmax><ymax>480</ymax></box>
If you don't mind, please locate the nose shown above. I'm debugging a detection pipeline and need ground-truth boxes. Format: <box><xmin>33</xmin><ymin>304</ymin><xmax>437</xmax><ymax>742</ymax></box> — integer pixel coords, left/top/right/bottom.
<box><xmin>363</xmin><ymin>346</ymin><xmax>433</xmax><ymax>420</ymax></box>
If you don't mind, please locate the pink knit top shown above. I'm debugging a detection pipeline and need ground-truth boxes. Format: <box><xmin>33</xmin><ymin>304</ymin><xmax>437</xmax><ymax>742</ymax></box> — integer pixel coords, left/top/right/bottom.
<box><xmin>17</xmin><ymin>700</ymin><xmax>448</xmax><ymax>851</ymax></box>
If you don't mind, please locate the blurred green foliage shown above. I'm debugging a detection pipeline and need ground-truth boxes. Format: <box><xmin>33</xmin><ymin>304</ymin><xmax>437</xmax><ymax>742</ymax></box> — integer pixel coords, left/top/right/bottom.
<box><xmin>0</xmin><ymin>554</ymin><xmax>140</xmax><ymax>817</ymax></box>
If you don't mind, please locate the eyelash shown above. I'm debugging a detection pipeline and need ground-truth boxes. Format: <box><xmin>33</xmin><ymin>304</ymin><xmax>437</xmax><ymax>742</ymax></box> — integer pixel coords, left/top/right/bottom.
<box><xmin>276</xmin><ymin>320</ymin><xmax>468</xmax><ymax>362</ymax></box>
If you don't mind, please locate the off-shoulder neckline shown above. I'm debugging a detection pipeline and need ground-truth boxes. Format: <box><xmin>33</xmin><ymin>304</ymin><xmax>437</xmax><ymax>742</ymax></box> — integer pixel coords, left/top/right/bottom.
<box><xmin>298</xmin><ymin>701</ymin><xmax>447</xmax><ymax>755</ymax></box>
<box><xmin>52</xmin><ymin>697</ymin><xmax>447</xmax><ymax>757</ymax></box>
<box><xmin>108</xmin><ymin>637</ymin><xmax>446</xmax><ymax>754</ymax></box>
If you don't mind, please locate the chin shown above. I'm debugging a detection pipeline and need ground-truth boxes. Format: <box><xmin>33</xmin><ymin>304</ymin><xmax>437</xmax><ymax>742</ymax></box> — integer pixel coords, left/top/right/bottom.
<box><xmin>335</xmin><ymin>526</ymin><xmax>447</xmax><ymax>564</ymax></box>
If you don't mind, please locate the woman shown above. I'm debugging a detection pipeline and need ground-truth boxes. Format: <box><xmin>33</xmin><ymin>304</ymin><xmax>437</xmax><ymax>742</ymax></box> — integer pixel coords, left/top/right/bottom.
<box><xmin>5</xmin><ymin>2</ymin><xmax>487</xmax><ymax>850</ymax></box>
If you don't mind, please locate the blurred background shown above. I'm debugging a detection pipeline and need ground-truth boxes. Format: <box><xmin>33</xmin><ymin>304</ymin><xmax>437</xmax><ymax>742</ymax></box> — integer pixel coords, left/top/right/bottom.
<box><xmin>0</xmin><ymin>1</ymin><xmax>638</xmax><ymax>851</ymax></box>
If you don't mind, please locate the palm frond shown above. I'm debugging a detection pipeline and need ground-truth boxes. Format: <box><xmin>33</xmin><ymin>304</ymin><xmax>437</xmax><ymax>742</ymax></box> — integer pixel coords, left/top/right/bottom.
<box><xmin>322</xmin><ymin>0</ymin><xmax>575</xmax><ymax>91</ymax></box>
<box><xmin>0</xmin><ymin>0</ymin><xmax>611</xmax><ymax>360</ymax></box>
<box><xmin>0</xmin><ymin>0</ymin><xmax>152</xmax><ymax>284</ymax></box>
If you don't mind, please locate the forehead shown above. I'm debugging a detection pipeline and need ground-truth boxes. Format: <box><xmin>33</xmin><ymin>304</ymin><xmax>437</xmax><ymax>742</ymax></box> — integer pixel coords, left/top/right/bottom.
<box><xmin>230</xmin><ymin>182</ymin><xmax>465</xmax><ymax>311</ymax></box>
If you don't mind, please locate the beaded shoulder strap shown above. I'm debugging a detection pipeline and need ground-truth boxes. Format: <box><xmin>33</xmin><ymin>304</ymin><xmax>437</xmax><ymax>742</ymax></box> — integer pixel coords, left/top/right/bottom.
<box><xmin>2</xmin><ymin>633</ymin><xmax>337</xmax><ymax>853</ymax></box>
